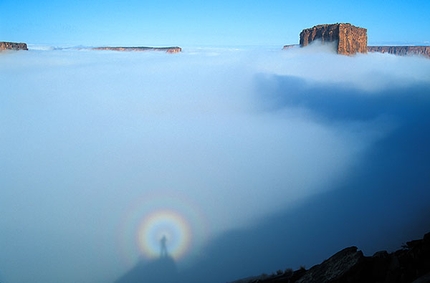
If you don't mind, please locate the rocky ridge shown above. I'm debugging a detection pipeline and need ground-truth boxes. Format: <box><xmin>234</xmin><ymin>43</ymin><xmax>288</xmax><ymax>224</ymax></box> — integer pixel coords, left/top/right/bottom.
<box><xmin>93</xmin><ymin>46</ymin><xmax>182</xmax><ymax>53</ymax></box>
<box><xmin>0</xmin><ymin>41</ymin><xmax>28</xmax><ymax>51</ymax></box>
<box><xmin>231</xmin><ymin>231</ymin><xmax>430</xmax><ymax>283</ymax></box>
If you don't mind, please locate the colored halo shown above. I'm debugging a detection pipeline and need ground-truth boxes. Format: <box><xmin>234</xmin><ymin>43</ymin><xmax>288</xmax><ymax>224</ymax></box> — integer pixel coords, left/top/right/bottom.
<box><xmin>137</xmin><ymin>209</ymin><xmax>191</xmax><ymax>259</ymax></box>
<box><xmin>117</xmin><ymin>191</ymin><xmax>208</xmax><ymax>267</ymax></box>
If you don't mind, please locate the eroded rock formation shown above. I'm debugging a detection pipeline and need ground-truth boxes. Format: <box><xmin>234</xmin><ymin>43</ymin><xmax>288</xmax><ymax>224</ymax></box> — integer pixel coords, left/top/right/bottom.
<box><xmin>368</xmin><ymin>46</ymin><xmax>430</xmax><ymax>58</ymax></box>
<box><xmin>299</xmin><ymin>23</ymin><xmax>367</xmax><ymax>55</ymax></box>
<box><xmin>0</xmin><ymin>41</ymin><xmax>28</xmax><ymax>51</ymax></box>
<box><xmin>93</xmin><ymin>46</ymin><xmax>182</xmax><ymax>53</ymax></box>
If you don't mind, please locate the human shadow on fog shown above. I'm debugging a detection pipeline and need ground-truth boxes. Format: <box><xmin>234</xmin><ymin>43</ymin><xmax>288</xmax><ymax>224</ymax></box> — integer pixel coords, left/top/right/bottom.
<box><xmin>113</xmin><ymin>75</ymin><xmax>430</xmax><ymax>283</ymax></box>
<box><xmin>177</xmin><ymin>75</ymin><xmax>430</xmax><ymax>283</ymax></box>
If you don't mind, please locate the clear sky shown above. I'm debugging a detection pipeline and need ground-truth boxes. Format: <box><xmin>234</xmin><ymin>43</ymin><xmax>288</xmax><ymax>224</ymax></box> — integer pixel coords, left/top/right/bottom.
<box><xmin>1</xmin><ymin>0</ymin><xmax>429</xmax><ymax>47</ymax></box>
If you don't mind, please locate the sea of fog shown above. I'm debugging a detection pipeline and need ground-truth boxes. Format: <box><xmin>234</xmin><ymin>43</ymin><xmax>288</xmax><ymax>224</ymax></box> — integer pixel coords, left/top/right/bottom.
<box><xmin>1</xmin><ymin>44</ymin><xmax>430</xmax><ymax>283</ymax></box>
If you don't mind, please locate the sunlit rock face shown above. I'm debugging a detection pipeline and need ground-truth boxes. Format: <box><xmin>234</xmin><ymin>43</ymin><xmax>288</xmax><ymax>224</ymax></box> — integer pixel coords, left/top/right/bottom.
<box><xmin>0</xmin><ymin>41</ymin><xmax>28</xmax><ymax>51</ymax></box>
<box><xmin>368</xmin><ymin>46</ymin><xmax>430</xmax><ymax>58</ymax></box>
<box><xmin>299</xmin><ymin>23</ymin><xmax>367</xmax><ymax>55</ymax></box>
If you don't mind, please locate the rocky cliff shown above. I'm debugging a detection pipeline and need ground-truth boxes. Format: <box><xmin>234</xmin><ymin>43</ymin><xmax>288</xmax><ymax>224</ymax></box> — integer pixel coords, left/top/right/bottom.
<box><xmin>299</xmin><ymin>23</ymin><xmax>367</xmax><ymax>55</ymax></box>
<box><xmin>0</xmin><ymin>41</ymin><xmax>28</xmax><ymax>51</ymax></box>
<box><xmin>232</xmin><ymin>231</ymin><xmax>430</xmax><ymax>283</ymax></box>
<box><xmin>93</xmin><ymin>46</ymin><xmax>182</xmax><ymax>53</ymax></box>
<box><xmin>368</xmin><ymin>46</ymin><xmax>430</xmax><ymax>58</ymax></box>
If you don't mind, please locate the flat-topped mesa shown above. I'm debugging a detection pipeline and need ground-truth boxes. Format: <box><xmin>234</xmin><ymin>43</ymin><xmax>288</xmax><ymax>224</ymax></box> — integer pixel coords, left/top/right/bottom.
<box><xmin>368</xmin><ymin>46</ymin><xmax>430</xmax><ymax>58</ymax></box>
<box><xmin>300</xmin><ymin>23</ymin><xmax>367</xmax><ymax>55</ymax></box>
<box><xmin>282</xmin><ymin>44</ymin><xmax>299</xmax><ymax>50</ymax></box>
<box><xmin>0</xmin><ymin>41</ymin><xmax>28</xmax><ymax>51</ymax></box>
<box><xmin>93</xmin><ymin>46</ymin><xmax>182</xmax><ymax>53</ymax></box>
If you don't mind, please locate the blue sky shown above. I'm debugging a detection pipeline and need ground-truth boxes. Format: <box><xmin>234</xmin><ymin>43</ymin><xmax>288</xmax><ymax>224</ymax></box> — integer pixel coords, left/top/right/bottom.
<box><xmin>1</xmin><ymin>0</ymin><xmax>429</xmax><ymax>46</ymax></box>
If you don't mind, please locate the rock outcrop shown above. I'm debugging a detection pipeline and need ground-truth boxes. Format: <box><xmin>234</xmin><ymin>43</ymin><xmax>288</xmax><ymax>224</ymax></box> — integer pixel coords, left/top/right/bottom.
<box><xmin>299</xmin><ymin>23</ymin><xmax>367</xmax><ymax>55</ymax></box>
<box><xmin>295</xmin><ymin>247</ymin><xmax>364</xmax><ymax>283</ymax></box>
<box><xmin>232</xmin><ymin>231</ymin><xmax>430</xmax><ymax>283</ymax></box>
<box><xmin>368</xmin><ymin>46</ymin><xmax>430</xmax><ymax>58</ymax></box>
<box><xmin>93</xmin><ymin>46</ymin><xmax>182</xmax><ymax>53</ymax></box>
<box><xmin>0</xmin><ymin>41</ymin><xmax>28</xmax><ymax>51</ymax></box>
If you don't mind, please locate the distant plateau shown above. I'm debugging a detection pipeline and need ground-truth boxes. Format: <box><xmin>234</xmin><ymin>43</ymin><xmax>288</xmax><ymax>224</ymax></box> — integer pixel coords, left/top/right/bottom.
<box><xmin>92</xmin><ymin>46</ymin><xmax>182</xmax><ymax>53</ymax></box>
<box><xmin>1</xmin><ymin>22</ymin><xmax>429</xmax><ymax>58</ymax></box>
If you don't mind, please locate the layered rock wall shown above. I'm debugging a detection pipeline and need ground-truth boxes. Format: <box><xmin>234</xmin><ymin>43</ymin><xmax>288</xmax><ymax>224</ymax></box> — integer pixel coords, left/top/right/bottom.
<box><xmin>300</xmin><ymin>24</ymin><xmax>340</xmax><ymax>46</ymax></box>
<box><xmin>93</xmin><ymin>46</ymin><xmax>182</xmax><ymax>53</ymax></box>
<box><xmin>299</xmin><ymin>23</ymin><xmax>367</xmax><ymax>55</ymax></box>
<box><xmin>0</xmin><ymin>41</ymin><xmax>28</xmax><ymax>51</ymax></box>
<box><xmin>368</xmin><ymin>46</ymin><xmax>430</xmax><ymax>58</ymax></box>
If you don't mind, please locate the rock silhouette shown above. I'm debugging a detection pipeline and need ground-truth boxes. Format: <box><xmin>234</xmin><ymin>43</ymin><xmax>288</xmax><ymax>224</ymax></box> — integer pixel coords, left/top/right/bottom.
<box><xmin>231</xmin><ymin>231</ymin><xmax>430</xmax><ymax>283</ymax></box>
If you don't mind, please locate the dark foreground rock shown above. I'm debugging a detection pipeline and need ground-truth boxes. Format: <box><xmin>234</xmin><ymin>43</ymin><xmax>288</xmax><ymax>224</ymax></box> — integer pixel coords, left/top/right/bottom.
<box><xmin>231</xmin><ymin>231</ymin><xmax>430</xmax><ymax>283</ymax></box>
<box><xmin>93</xmin><ymin>46</ymin><xmax>182</xmax><ymax>53</ymax></box>
<box><xmin>0</xmin><ymin>41</ymin><xmax>28</xmax><ymax>51</ymax></box>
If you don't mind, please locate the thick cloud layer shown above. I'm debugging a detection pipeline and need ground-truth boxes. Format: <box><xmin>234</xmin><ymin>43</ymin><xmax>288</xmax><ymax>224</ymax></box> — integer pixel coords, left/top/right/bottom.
<box><xmin>0</xmin><ymin>45</ymin><xmax>429</xmax><ymax>283</ymax></box>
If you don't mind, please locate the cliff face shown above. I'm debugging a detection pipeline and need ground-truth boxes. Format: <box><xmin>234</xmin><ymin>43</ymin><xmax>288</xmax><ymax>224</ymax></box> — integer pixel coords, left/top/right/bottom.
<box><xmin>93</xmin><ymin>46</ymin><xmax>182</xmax><ymax>53</ymax></box>
<box><xmin>368</xmin><ymin>46</ymin><xmax>430</xmax><ymax>58</ymax></box>
<box><xmin>300</xmin><ymin>24</ymin><xmax>340</xmax><ymax>46</ymax></box>
<box><xmin>299</xmin><ymin>23</ymin><xmax>367</xmax><ymax>55</ymax></box>
<box><xmin>0</xmin><ymin>41</ymin><xmax>28</xmax><ymax>51</ymax></box>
